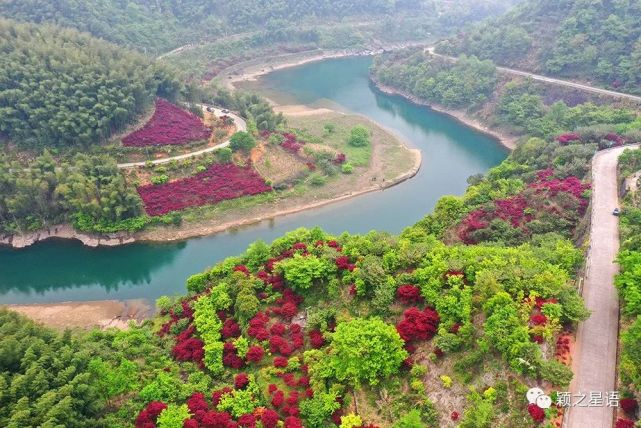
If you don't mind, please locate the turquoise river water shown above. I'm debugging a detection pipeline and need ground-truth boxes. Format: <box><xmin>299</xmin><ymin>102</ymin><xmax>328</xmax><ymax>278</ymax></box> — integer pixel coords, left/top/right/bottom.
<box><xmin>0</xmin><ymin>56</ymin><xmax>507</xmax><ymax>304</ymax></box>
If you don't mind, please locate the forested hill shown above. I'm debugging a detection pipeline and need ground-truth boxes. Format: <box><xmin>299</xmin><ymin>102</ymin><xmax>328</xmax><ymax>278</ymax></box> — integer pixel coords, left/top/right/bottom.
<box><xmin>436</xmin><ymin>0</ymin><xmax>641</xmax><ymax>94</ymax></box>
<box><xmin>0</xmin><ymin>19</ymin><xmax>180</xmax><ymax>148</ymax></box>
<box><xmin>0</xmin><ymin>0</ymin><xmax>522</xmax><ymax>54</ymax></box>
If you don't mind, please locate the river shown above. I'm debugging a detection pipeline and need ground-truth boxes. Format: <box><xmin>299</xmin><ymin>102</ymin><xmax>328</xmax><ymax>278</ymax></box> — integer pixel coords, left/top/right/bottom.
<box><xmin>0</xmin><ymin>56</ymin><xmax>507</xmax><ymax>304</ymax></box>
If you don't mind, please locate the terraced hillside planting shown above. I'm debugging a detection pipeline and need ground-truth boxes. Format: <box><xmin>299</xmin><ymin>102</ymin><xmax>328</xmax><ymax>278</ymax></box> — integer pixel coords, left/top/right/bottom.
<box><xmin>122</xmin><ymin>99</ymin><xmax>212</xmax><ymax>147</ymax></box>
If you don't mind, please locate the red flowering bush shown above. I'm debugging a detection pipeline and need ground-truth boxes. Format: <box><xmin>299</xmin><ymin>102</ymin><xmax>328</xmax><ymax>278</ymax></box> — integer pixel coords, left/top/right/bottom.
<box><xmin>292</xmin><ymin>242</ymin><xmax>307</xmax><ymax>252</ymax></box>
<box><xmin>246</xmin><ymin>345</ymin><xmax>265</xmax><ymax>363</ymax></box>
<box><xmin>260</xmin><ymin>409</ymin><xmax>280</xmax><ymax>428</ymax></box>
<box><xmin>274</xmin><ymin>356</ymin><xmax>289</xmax><ymax>368</ymax></box>
<box><xmin>335</xmin><ymin>256</ymin><xmax>356</xmax><ymax>271</ymax></box>
<box><xmin>222</xmin><ymin>342</ymin><xmax>245</xmax><ymax>369</ymax></box>
<box><xmin>234</xmin><ymin>265</ymin><xmax>250</xmax><ymax>276</ymax></box>
<box><xmin>331</xmin><ymin>409</ymin><xmax>344</xmax><ymax>425</ymax></box>
<box><xmin>334</xmin><ymin>153</ymin><xmax>346</xmax><ymax>164</ymax></box>
<box><xmin>275</xmin><ymin>302</ymin><xmax>298</xmax><ymax>321</ymax></box>
<box><xmin>221</xmin><ymin>319</ymin><xmax>241</xmax><ymax>339</ymax></box>
<box><xmin>123</xmin><ymin>99</ymin><xmax>211</xmax><ymax>147</ymax></box>
<box><xmin>457</xmin><ymin>169</ymin><xmax>590</xmax><ymax>244</ymax></box>
<box><xmin>530</xmin><ymin>314</ymin><xmax>547</xmax><ymax>326</ymax></box>
<box><xmin>527</xmin><ymin>403</ymin><xmax>546</xmax><ymax>424</ymax></box>
<box><xmin>309</xmin><ymin>329</ymin><xmax>326</xmax><ymax>348</ymax></box>
<box><xmin>271</xmin><ymin>390</ymin><xmax>285</xmax><ymax>408</ymax></box>
<box><xmin>284</xmin><ymin>417</ymin><xmax>304</xmax><ymax>428</ymax></box>
<box><xmin>234</xmin><ymin>373</ymin><xmax>250</xmax><ymax>389</ymax></box>
<box><xmin>238</xmin><ymin>413</ymin><xmax>256</xmax><ymax>427</ymax></box>
<box><xmin>212</xmin><ymin>387</ymin><xmax>233</xmax><ymax>406</ymax></box>
<box><xmin>298</xmin><ymin>376</ymin><xmax>310</xmax><ymax>387</ymax></box>
<box><xmin>184</xmin><ymin>418</ymin><xmax>199</xmax><ymax>428</ymax></box>
<box><xmin>615</xmin><ymin>418</ymin><xmax>635</xmax><ymax>428</ymax></box>
<box><xmin>135</xmin><ymin>401</ymin><xmax>167</xmax><ymax>428</ymax></box>
<box><xmin>286</xmin><ymin>391</ymin><xmax>300</xmax><ymax>406</ymax></box>
<box><xmin>605</xmin><ymin>133</ymin><xmax>625</xmax><ymax>146</ymax></box>
<box><xmin>270</xmin><ymin>335</ymin><xmax>293</xmax><ymax>356</ymax></box>
<box><xmin>396</xmin><ymin>285</ymin><xmax>424</xmax><ymax>305</ymax></box>
<box><xmin>281</xmin><ymin>133</ymin><xmax>304</xmax><ymax>153</ymax></box>
<box><xmin>201</xmin><ymin>411</ymin><xmax>234</xmax><ymax>427</ymax></box>
<box><xmin>458</xmin><ymin>209</ymin><xmax>489</xmax><ymax>244</ymax></box>
<box><xmin>284</xmin><ymin>406</ymin><xmax>300</xmax><ymax>417</ymax></box>
<box><xmin>282</xmin><ymin>373</ymin><xmax>297</xmax><ymax>388</ymax></box>
<box><xmin>556</xmin><ymin>133</ymin><xmax>581</xmax><ymax>145</ymax></box>
<box><xmin>270</xmin><ymin>322</ymin><xmax>287</xmax><ymax>336</ymax></box>
<box><xmin>138</xmin><ymin>163</ymin><xmax>271</xmax><ymax>216</ymax></box>
<box><xmin>172</xmin><ymin>334</ymin><xmax>204</xmax><ymax>365</ymax></box>
<box><xmin>396</xmin><ymin>307</ymin><xmax>440</xmax><ymax>342</ymax></box>
<box><xmin>620</xmin><ymin>398</ymin><xmax>638</xmax><ymax>414</ymax></box>
<box><xmin>187</xmin><ymin>392</ymin><xmax>209</xmax><ymax>414</ymax></box>
<box><xmin>451</xmin><ymin>411</ymin><xmax>460</xmax><ymax>421</ymax></box>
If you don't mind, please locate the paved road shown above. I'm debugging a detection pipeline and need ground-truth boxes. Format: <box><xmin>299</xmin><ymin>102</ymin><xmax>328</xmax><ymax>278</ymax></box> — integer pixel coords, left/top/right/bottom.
<box><xmin>566</xmin><ymin>145</ymin><xmax>638</xmax><ymax>428</ymax></box>
<box><xmin>117</xmin><ymin>106</ymin><xmax>246</xmax><ymax>169</ymax></box>
<box><xmin>426</xmin><ymin>48</ymin><xmax>641</xmax><ymax>104</ymax></box>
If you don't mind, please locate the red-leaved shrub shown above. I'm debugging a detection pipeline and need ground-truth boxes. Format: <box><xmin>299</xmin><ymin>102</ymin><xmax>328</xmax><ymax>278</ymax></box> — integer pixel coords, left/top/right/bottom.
<box><xmin>138</xmin><ymin>163</ymin><xmax>271</xmax><ymax>216</ymax></box>
<box><xmin>615</xmin><ymin>419</ymin><xmax>635</xmax><ymax>428</ymax></box>
<box><xmin>271</xmin><ymin>390</ymin><xmax>285</xmax><ymax>408</ymax></box>
<box><xmin>123</xmin><ymin>98</ymin><xmax>211</xmax><ymax>147</ymax></box>
<box><xmin>221</xmin><ymin>318</ymin><xmax>241</xmax><ymax>339</ymax></box>
<box><xmin>284</xmin><ymin>417</ymin><xmax>304</xmax><ymax>428</ymax></box>
<box><xmin>260</xmin><ymin>409</ymin><xmax>280</xmax><ymax>428</ymax></box>
<box><xmin>530</xmin><ymin>314</ymin><xmax>547</xmax><ymax>326</ymax></box>
<box><xmin>135</xmin><ymin>401</ymin><xmax>167</xmax><ymax>428</ymax></box>
<box><xmin>620</xmin><ymin>398</ymin><xmax>638</xmax><ymax>414</ymax></box>
<box><xmin>309</xmin><ymin>329</ymin><xmax>326</xmax><ymax>348</ymax></box>
<box><xmin>396</xmin><ymin>285</ymin><xmax>423</xmax><ymax>305</ymax></box>
<box><xmin>237</xmin><ymin>413</ymin><xmax>256</xmax><ymax>428</ymax></box>
<box><xmin>246</xmin><ymin>345</ymin><xmax>265</xmax><ymax>363</ymax></box>
<box><xmin>527</xmin><ymin>403</ymin><xmax>545</xmax><ymax>424</ymax></box>
<box><xmin>234</xmin><ymin>373</ymin><xmax>250</xmax><ymax>389</ymax></box>
<box><xmin>396</xmin><ymin>307</ymin><xmax>440</xmax><ymax>342</ymax></box>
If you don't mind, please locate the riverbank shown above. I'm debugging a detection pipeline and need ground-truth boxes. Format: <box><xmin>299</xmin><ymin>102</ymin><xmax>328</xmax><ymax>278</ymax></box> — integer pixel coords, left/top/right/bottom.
<box><xmin>371</xmin><ymin>78</ymin><xmax>519</xmax><ymax>151</ymax></box>
<box><xmin>219</xmin><ymin>42</ymin><xmax>428</xmax><ymax>91</ymax></box>
<box><xmin>2</xmin><ymin>299</ymin><xmax>152</xmax><ymax>330</ymax></box>
<box><xmin>0</xmin><ymin>224</ymin><xmax>134</xmax><ymax>249</ymax></box>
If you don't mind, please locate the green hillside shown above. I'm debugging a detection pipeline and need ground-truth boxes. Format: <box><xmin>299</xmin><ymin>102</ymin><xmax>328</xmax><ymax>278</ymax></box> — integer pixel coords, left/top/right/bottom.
<box><xmin>0</xmin><ymin>18</ymin><xmax>180</xmax><ymax>148</ymax></box>
<box><xmin>0</xmin><ymin>0</ymin><xmax>522</xmax><ymax>54</ymax></box>
<box><xmin>437</xmin><ymin>0</ymin><xmax>641</xmax><ymax>94</ymax></box>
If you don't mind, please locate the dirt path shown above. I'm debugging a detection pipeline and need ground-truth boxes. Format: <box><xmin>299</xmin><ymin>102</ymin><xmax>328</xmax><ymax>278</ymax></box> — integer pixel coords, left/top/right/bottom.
<box><xmin>117</xmin><ymin>106</ymin><xmax>246</xmax><ymax>169</ymax></box>
<box><xmin>567</xmin><ymin>145</ymin><xmax>638</xmax><ymax>428</ymax></box>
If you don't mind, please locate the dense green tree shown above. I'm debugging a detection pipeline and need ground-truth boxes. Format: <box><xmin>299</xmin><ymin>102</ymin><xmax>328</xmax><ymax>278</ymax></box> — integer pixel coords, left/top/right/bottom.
<box><xmin>277</xmin><ymin>253</ymin><xmax>336</xmax><ymax>291</ymax></box>
<box><xmin>347</xmin><ymin>125</ymin><xmax>371</xmax><ymax>147</ymax></box>
<box><xmin>229</xmin><ymin>131</ymin><xmax>257</xmax><ymax>152</ymax></box>
<box><xmin>328</xmin><ymin>317</ymin><xmax>408</xmax><ymax>386</ymax></box>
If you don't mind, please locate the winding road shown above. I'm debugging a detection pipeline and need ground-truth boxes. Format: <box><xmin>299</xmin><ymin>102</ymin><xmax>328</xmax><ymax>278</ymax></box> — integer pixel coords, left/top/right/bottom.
<box><xmin>116</xmin><ymin>107</ymin><xmax>246</xmax><ymax>169</ymax></box>
<box><xmin>426</xmin><ymin>47</ymin><xmax>641</xmax><ymax>104</ymax></box>
<box><xmin>566</xmin><ymin>145</ymin><xmax>638</xmax><ymax>428</ymax></box>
